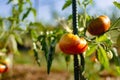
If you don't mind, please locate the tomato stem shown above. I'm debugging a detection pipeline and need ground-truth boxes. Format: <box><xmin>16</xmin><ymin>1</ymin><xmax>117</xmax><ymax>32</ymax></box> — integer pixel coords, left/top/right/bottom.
<box><xmin>80</xmin><ymin>54</ymin><xmax>85</xmax><ymax>72</ymax></box>
<box><xmin>110</xmin><ymin>17</ymin><xmax>120</xmax><ymax>29</ymax></box>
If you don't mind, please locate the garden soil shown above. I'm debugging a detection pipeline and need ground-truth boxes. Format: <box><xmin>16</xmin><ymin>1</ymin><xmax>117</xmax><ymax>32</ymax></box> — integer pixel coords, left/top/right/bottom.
<box><xmin>1</xmin><ymin>64</ymin><xmax>73</xmax><ymax>80</ymax></box>
<box><xmin>1</xmin><ymin>64</ymin><xmax>120</xmax><ymax>80</ymax></box>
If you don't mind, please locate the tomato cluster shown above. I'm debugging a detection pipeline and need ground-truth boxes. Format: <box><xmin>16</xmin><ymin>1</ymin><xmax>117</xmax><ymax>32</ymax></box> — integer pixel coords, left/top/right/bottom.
<box><xmin>59</xmin><ymin>15</ymin><xmax>110</xmax><ymax>55</ymax></box>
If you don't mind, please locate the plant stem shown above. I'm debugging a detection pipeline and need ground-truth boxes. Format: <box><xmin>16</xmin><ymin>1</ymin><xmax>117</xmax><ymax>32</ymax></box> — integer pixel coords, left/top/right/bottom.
<box><xmin>80</xmin><ymin>54</ymin><xmax>85</xmax><ymax>73</ymax></box>
<box><xmin>110</xmin><ymin>17</ymin><xmax>120</xmax><ymax>29</ymax></box>
<box><xmin>83</xmin><ymin>6</ymin><xmax>87</xmax><ymax>36</ymax></box>
<box><xmin>80</xmin><ymin>54</ymin><xmax>86</xmax><ymax>80</ymax></box>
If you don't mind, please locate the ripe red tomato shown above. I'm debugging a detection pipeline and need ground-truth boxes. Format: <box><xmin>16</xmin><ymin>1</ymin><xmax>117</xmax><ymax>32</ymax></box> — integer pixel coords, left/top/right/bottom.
<box><xmin>59</xmin><ymin>33</ymin><xmax>88</xmax><ymax>55</ymax></box>
<box><xmin>0</xmin><ymin>63</ymin><xmax>8</xmax><ymax>73</ymax></box>
<box><xmin>87</xmin><ymin>15</ymin><xmax>110</xmax><ymax>36</ymax></box>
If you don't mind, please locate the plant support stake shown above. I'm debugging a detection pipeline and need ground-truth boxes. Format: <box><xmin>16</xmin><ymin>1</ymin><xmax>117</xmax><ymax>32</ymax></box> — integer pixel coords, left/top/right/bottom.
<box><xmin>72</xmin><ymin>0</ymin><xmax>85</xmax><ymax>80</ymax></box>
<box><xmin>72</xmin><ymin>0</ymin><xmax>79</xmax><ymax>80</ymax></box>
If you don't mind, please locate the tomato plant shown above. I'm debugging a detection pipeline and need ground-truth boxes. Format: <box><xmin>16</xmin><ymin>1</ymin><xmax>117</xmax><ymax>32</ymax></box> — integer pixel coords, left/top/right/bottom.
<box><xmin>59</xmin><ymin>33</ymin><xmax>88</xmax><ymax>54</ymax></box>
<box><xmin>31</xmin><ymin>0</ymin><xmax>120</xmax><ymax>80</ymax></box>
<box><xmin>0</xmin><ymin>0</ymin><xmax>36</xmax><ymax>79</ymax></box>
<box><xmin>87</xmin><ymin>15</ymin><xmax>110</xmax><ymax>36</ymax></box>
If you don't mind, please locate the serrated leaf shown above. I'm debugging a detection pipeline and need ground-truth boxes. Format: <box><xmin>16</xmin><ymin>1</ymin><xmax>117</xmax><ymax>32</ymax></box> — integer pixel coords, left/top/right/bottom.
<box><xmin>47</xmin><ymin>40</ymin><xmax>56</xmax><ymax>74</ymax></box>
<box><xmin>97</xmin><ymin>45</ymin><xmax>109</xmax><ymax>69</ymax></box>
<box><xmin>22</xmin><ymin>8</ymin><xmax>31</xmax><ymax>20</ymax></box>
<box><xmin>39</xmin><ymin>36</ymin><xmax>48</xmax><ymax>60</ymax></box>
<box><xmin>33</xmin><ymin>46</ymin><xmax>40</xmax><ymax>66</ymax></box>
<box><xmin>86</xmin><ymin>44</ymin><xmax>97</xmax><ymax>56</ymax></box>
<box><xmin>113</xmin><ymin>1</ymin><xmax>120</xmax><ymax>9</ymax></box>
<box><xmin>62</xmin><ymin>0</ymin><xmax>72</xmax><ymax>10</ymax></box>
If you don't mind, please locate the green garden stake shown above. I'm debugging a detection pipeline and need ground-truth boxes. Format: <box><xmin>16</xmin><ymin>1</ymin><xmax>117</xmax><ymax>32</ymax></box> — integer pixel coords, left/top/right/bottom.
<box><xmin>72</xmin><ymin>0</ymin><xmax>86</xmax><ymax>80</ymax></box>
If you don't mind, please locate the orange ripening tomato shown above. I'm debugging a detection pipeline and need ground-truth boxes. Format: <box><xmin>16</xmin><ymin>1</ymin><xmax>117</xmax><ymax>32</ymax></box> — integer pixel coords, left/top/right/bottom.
<box><xmin>87</xmin><ymin>15</ymin><xmax>110</xmax><ymax>36</ymax></box>
<box><xmin>0</xmin><ymin>63</ymin><xmax>8</xmax><ymax>73</ymax></box>
<box><xmin>59</xmin><ymin>33</ymin><xmax>88</xmax><ymax>55</ymax></box>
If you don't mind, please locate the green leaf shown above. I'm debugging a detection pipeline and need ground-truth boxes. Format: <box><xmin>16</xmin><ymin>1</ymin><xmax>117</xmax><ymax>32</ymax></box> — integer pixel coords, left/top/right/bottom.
<box><xmin>14</xmin><ymin>33</ymin><xmax>23</xmax><ymax>45</ymax></box>
<box><xmin>113</xmin><ymin>1</ymin><xmax>120</xmax><ymax>9</ymax></box>
<box><xmin>22</xmin><ymin>8</ymin><xmax>31</xmax><ymax>21</ymax></box>
<box><xmin>82</xmin><ymin>0</ymin><xmax>93</xmax><ymax>7</ymax></box>
<box><xmin>65</xmin><ymin>55</ymin><xmax>71</xmax><ymax>67</ymax></box>
<box><xmin>65</xmin><ymin>55</ymin><xmax>71</xmax><ymax>62</ymax></box>
<box><xmin>111</xmin><ymin>48</ymin><xmax>120</xmax><ymax>66</ymax></box>
<box><xmin>86</xmin><ymin>44</ymin><xmax>97</xmax><ymax>56</ymax></box>
<box><xmin>34</xmin><ymin>49</ymin><xmax>41</xmax><ymax>66</ymax></box>
<box><xmin>33</xmin><ymin>42</ymin><xmax>41</xmax><ymax>66</ymax></box>
<box><xmin>116</xmin><ymin>66</ymin><xmax>120</xmax><ymax>75</ymax></box>
<box><xmin>62</xmin><ymin>0</ymin><xmax>72</xmax><ymax>10</ymax></box>
<box><xmin>67</xmin><ymin>14</ymin><xmax>72</xmax><ymax>20</ymax></box>
<box><xmin>78</xmin><ymin>0</ymin><xmax>81</xmax><ymax>6</ymax></box>
<box><xmin>117</xmin><ymin>34</ymin><xmax>120</xmax><ymax>47</ymax></box>
<box><xmin>7</xmin><ymin>35</ymin><xmax>19</xmax><ymax>55</ymax></box>
<box><xmin>96</xmin><ymin>34</ymin><xmax>108</xmax><ymax>42</ymax></box>
<box><xmin>26</xmin><ymin>0</ymin><xmax>31</xmax><ymax>2</ymax></box>
<box><xmin>38</xmin><ymin>35</ymin><xmax>48</xmax><ymax>60</ymax></box>
<box><xmin>26</xmin><ymin>0</ymin><xmax>32</xmax><ymax>6</ymax></box>
<box><xmin>47</xmin><ymin>39</ymin><xmax>56</xmax><ymax>74</ymax></box>
<box><xmin>80</xmin><ymin>54</ymin><xmax>85</xmax><ymax>73</ymax></box>
<box><xmin>30</xmin><ymin>30</ymin><xmax>38</xmax><ymax>41</ymax></box>
<box><xmin>29</xmin><ymin>22</ymin><xmax>45</xmax><ymax>31</ymax></box>
<box><xmin>18</xmin><ymin>2</ymin><xmax>23</xmax><ymax>13</ymax></box>
<box><xmin>97</xmin><ymin>45</ymin><xmax>109</xmax><ymax>69</ymax></box>
<box><xmin>7</xmin><ymin>0</ymin><xmax>12</xmax><ymax>4</ymax></box>
<box><xmin>31</xmin><ymin>8</ymin><xmax>36</xmax><ymax>17</ymax></box>
<box><xmin>110</xmin><ymin>17</ymin><xmax>120</xmax><ymax>29</ymax></box>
